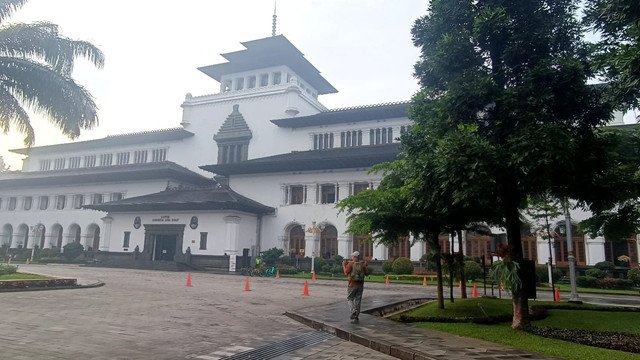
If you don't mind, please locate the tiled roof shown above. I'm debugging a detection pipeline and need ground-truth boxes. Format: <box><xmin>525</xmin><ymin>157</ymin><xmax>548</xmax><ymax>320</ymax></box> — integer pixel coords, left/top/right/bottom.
<box><xmin>10</xmin><ymin>128</ymin><xmax>194</xmax><ymax>155</ymax></box>
<box><xmin>197</xmin><ymin>35</ymin><xmax>337</xmax><ymax>95</ymax></box>
<box><xmin>201</xmin><ymin>144</ymin><xmax>402</xmax><ymax>175</ymax></box>
<box><xmin>270</xmin><ymin>101</ymin><xmax>411</xmax><ymax>128</ymax></box>
<box><xmin>0</xmin><ymin>161</ymin><xmax>214</xmax><ymax>188</ymax></box>
<box><xmin>84</xmin><ymin>185</ymin><xmax>274</xmax><ymax>214</ymax></box>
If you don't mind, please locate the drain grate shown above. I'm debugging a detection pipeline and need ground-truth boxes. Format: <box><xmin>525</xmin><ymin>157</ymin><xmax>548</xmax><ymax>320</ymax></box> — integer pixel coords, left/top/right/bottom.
<box><xmin>219</xmin><ymin>330</ymin><xmax>334</xmax><ymax>360</ymax></box>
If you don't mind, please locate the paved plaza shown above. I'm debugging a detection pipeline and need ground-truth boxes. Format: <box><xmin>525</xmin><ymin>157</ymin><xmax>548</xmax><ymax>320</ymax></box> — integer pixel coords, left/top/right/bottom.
<box><xmin>1</xmin><ymin>265</ymin><xmax>423</xmax><ymax>359</ymax></box>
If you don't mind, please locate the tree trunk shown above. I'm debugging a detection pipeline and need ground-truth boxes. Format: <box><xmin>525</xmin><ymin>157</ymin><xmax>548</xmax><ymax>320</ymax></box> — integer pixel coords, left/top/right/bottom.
<box><xmin>457</xmin><ymin>229</ymin><xmax>467</xmax><ymax>298</ymax></box>
<box><xmin>503</xmin><ymin>194</ymin><xmax>530</xmax><ymax>330</ymax></box>
<box><xmin>431</xmin><ymin>233</ymin><xmax>445</xmax><ymax>309</ymax></box>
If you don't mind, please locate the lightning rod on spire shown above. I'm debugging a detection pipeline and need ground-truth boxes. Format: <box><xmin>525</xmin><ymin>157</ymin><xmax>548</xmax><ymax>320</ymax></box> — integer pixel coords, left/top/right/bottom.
<box><xmin>272</xmin><ymin>1</ymin><xmax>277</xmax><ymax>36</ymax></box>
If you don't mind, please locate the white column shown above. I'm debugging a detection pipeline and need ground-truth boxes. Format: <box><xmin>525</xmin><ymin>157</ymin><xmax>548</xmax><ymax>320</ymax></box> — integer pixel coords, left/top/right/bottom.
<box><xmin>224</xmin><ymin>216</ymin><xmax>241</xmax><ymax>253</ymax></box>
<box><xmin>410</xmin><ymin>237</ymin><xmax>425</xmax><ymax>261</ymax></box>
<box><xmin>338</xmin><ymin>235</ymin><xmax>351</xmax><ymax>258</ymax></box>
<box><xmin>100</xmin><ymin>217</ymin><xmax>113</xmax><ymax>251</ymax></box>
<box><xmin>337</xmin><ymin>183</ymin><xmax>349</xmax><ymax>202</ymax></box>
<box><xmin>373</xmin><ymin>242</ymin><xmax>388</xmax><ymax>261</ymax></box>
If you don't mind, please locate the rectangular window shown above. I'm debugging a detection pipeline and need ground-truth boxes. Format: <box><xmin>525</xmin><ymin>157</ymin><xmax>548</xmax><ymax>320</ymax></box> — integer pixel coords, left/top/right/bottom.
<box><xmin>116</xmin><ymin>152</ymin><xmax>130</xmax><ymax>165</ymax></box>
<box><xmin>235</xmin><ymin>77</ymin><xmax>244</xmax><ymax>90</ymax></box>
<box><xmin>289</xmin><ymin>185</ymin><xmax>305</xmax><ymax>204</ymax></box>
<box><xmin>73</xmin><ymin>194</ymin><xmax>84</xmax><ymax>209</ymax></box>
<box><xmin>151</xmin><ymin>148</ymin><xmax>166</xmax><ymax>162</ymax></box>
<box><xmin>133</xmin><ymin>150</ymin><xmax>148</xmax><ymax>164</ymax></box>
<box><xmin>39</xmin><ymin>196</ymin><xmax>49</xmax><ymax>210</ymax></box>
<box><xmin>53</xmin><ymin>158</ymin><xmax>66</xmax><ymax>170</ymax></box>
<box><xmin>84</xmin><ymin>155</ymin><xmax>96</xmax><ymax>167</ymax></box>
<box><xmin>39</xmin><ymin>159</ymin><xmax>51</xmax><ymax>171</ymax></box>
<box><xmin>247</xmin><ymin>75</ymin><xmax>256</xmax><ymax>89</ymax></box>
<box><xmin>23</xmin><ymin>196</ymin><xmax>32</xmax><ymax>210</ymax></box>
<box><xmin>92</xmin><ymin>193</ymin><xmax>103</xmax><ymax>205</ymax></box>
<box><xmin>320</xmin><ymin>184</ymin><xmax>336</xmax><ymax>204</ymax></box>
<box><xmin>259</xmin><ymin>73</ymin><xmax>269</xmax><ymax>86</ymax></box>
<box><xmin>8</xmin><ymin>197</ymin><xmax>16</xmax><ymax>211</ymax></box>
<box><xmin>69</xmin><ymin>156</ymin><xmax>81</xmax><ymax>169</ymax></box>
<box><xmin>56</xmin><ymin>195</ymin><xmax>66</xmax><ymax>210</ymax></box>
<box><xmin>100</xmin><ymin>153</ymin><xmax>113</xmax><ymax>166</ymax></box>
<box><xmin>199</xmin><ymin>232</ymin><xmax>208</xmax><ymax>250</ymax></box>
<box><xmin>353</xmin><ymin>182</ymin><xmax>369</xmax><ymax>195</ymax></box>
<box><xmin>110</xmin><ymin>192</ymin><xmax>123</xmax><ymax>202</ymax></box>
<box><xmin>123</xmin><ymin>232</ymin><xmax>130</xmax><ymax>248</ymax></box>
<box><xmin>273</xmin><ymin>71</ymin><xmax>281</xmax><ymax>85</ymax></box>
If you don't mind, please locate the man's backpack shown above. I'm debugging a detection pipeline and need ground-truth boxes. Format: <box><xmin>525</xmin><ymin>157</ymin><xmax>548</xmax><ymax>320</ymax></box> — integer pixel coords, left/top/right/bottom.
<box><xmin>351</xmin><ymin>262</ymin><xmax>365</xmax><ymax>281</ymax></box>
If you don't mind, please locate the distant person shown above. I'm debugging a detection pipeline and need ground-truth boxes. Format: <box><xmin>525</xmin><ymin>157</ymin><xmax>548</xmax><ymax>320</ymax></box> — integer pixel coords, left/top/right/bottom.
<box><xmin>342</xmin><ymin>251</ymin><xmax>370</xmax><ymax>321</ymax></box>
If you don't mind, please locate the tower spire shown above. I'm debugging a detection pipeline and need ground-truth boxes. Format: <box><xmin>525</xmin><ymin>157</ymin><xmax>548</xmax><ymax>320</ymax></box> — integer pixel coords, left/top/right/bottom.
<box><xmin>272</xmin><ymin>1</ymin><xmax>277</xmax><ymax>36</ymax></box>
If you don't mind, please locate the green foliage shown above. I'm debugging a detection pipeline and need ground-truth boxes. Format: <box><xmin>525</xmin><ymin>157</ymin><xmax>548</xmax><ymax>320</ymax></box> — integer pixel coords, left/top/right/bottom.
<box><xmin>36</xmin><ymin>248</ymin><xmax>62</xmax><ymax>260</ymax></box>
<box><xmin>392</xmin><ymin>257</ymin><xmax>414</xmax><ymax>275</ymax></box>
<box><xmin>330</xmin><ymin>265</ymin><xmax>343</xmax><ymax>274</ymax></box>
<box><xmin>332</xmin><ymin>254</ymin><xmax>344</xmax><ymax>264</ymax></box>
<box><xmin>313</xmin><ymin>257</ymin><xmax>326</xmax><ymax>270</ymax></box>
<box><xmin>278</xmin><ymin>255</ymin><xmax>291</xmax><ymax>266</ymax></box>
<box><xmin>597</xmin><ymin>277</ymin><xmax>635</xmax><ymax>290</ymax></box>
<box><xmin>464</xmin><ymin>260</ymin><xmax>483</xmax><ymax>281</ymax></box>
<box><xmin>420</xmin><ymin>253</ymin><xmax>438</xmax><ymax>271</ymax></box>
<box><xmin>0</xmin><ymin>264</ymin><xmax>17</xmax><ymax>275</ymax></box>
<box><xmin>261</xmin><ymin>247</ymin><xmax>284</xmax><ymax>266</ymax></box>
<box><xmin>275</xmin><ymin>264</ymin><xmax>298</xmax><ymax>275</ymax></box>
<box><xmin>585</xmin><ymin>268</ymin><xmax>607</xmax><ymax>279</ymax></box>
<box><xmin>577</xmin><ymin>276</ymin><xmax>598</xmax><ymax>288</ymax></box>
<box><xmin>382</xmin><ymin>260</ymin><xmax>394</xmax><ymax>274</ymax></box>
<box><xmin>594</xmin><ymin>261</ymin><xmax>615</xmax><ymax>272</ymax></box>
<box><xmin>627</xmin><ymin>267</ymin><xmax>640</xmax><ymax>286</ymax></box>
<box><xmin>62</xmin><ymin>242</ymin><xmax>84</xmax><ymax>262</ymax></box>
<box><xmin>320</xmin><ymin>264</ymin><xmax>331</xmax><ymax>273</ymax></box>
<box><xmin>535</xmin><ymin>265</ymin><xmax>562</xmax><ymax>283</ymax></box>
<box><xmin>490</xmin><ymin>260</ymin><xmax>521</xmax><ymax>291</ymax></box>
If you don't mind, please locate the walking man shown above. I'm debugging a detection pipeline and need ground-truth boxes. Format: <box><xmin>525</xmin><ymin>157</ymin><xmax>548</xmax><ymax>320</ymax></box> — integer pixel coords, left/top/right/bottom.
<box><xmin>342</xmin><ymin>251</ymin><xmax>370</xmax><ymax>321</ymax></box>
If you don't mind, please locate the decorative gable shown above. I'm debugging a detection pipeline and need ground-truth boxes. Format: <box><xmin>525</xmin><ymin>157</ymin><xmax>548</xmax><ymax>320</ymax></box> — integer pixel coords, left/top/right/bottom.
<box><xmin>213</xmin><ymin>104</ymin><xmax>252</xmax><ymax>164</ymax></box>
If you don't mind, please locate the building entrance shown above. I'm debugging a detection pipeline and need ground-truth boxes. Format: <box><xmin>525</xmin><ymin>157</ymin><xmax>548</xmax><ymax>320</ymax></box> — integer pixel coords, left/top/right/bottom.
<box><xmin>154</xmin><ymin>235</ymin><xmax>177</xmax><ymax>261</ymax></box>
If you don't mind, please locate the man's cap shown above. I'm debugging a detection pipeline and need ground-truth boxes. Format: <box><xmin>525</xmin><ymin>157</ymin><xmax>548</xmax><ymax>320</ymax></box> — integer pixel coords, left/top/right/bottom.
<box><xmin>352</xmin><ymin>251</ymin><xmax>360</xmax><ymax>257</ymax></box>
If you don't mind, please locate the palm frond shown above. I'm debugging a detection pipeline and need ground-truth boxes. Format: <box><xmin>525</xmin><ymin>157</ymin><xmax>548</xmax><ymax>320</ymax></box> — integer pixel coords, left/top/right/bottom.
<box><xmin>0</xmin><ymin>84</ymin><xmax>32</xmax><ymax>144</ymax></box>
<box><xmin>0</xmin><ymin>56</ymin><xmax>99</xmax><ymax>139</ymax></box>
<box><xmin>0</xmin><ymin>0</ymin><xmax>27</xmax><ymax>24</ymax></box>
<box><xmin>0</xmin><ymin>22</ymin><xmax>104</xmax><ymax>75</ymax></box>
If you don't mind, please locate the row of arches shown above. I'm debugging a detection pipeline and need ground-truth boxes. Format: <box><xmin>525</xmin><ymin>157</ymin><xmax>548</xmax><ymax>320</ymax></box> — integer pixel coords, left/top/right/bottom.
<box><xmin>0</xmin><ymin>223</ymin><xmax>101</xmax><ymax>251</ymax></box>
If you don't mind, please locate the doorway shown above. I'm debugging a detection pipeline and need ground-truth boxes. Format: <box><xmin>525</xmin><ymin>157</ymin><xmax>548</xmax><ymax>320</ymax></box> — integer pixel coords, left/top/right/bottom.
<box><xmin>154</xmin><ymin>235</ymin><xmax>177</xmax><ymax>261</ymax></box>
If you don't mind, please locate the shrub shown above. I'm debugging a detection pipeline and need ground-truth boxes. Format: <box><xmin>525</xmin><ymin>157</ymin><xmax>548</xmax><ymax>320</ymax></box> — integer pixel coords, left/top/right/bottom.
<box><xmin>464</xmin><ymin>260</ymin><xmax>483</xmax><ymax>281</ymax></box>
<box><xmin>420</xmin><ymin>253</ymin><xmax>438</xmax><ymax>271</ymax></box>
<box><xmin>0</xmin><ymin>264</ymin><xmax>18</xmax><ymax>275</ymax></box>
<box><xmin>332</xmin><ymin>254</ymin><xmax>344</xmax><ymax>264</ymax></box>
<box><xmin>597</xmin><ymin>277</ymin><xmax>634</xmax><ymax>290</ymax></box>
<box><xmin>313</xmin><ymin>257</ymin><xmax>326</xmax><ymax>270</ymax></box>
<box><xmin>535</xmin><ymin>265</ymin><xmax>549</xmax><ymax>283</ymax></box>
<box><xmin>330</xmin><ymin>265</ymin><xmax>343</xmax><ymax>274</ymax></box>
<box><xmin>392</xmin><ymin>257</ymin><xmax>414</xmax><ymax>275</ymax></box>
<box><xmin>382</xmin><ymin>260</ymin><xmax>394</xmax><ymax>274</ymax></box>
<box><xmin>261</xmin><ymin>247</ymin><xmax>284</xmax><ymax>266</ymax></box>
<box><xmin>275</xmin><ymin>264</ymin><xmax>298</xmax><ymax>274</ymax></box>
<box><xmin>585</xmin><ymin>268</ymin><xmax>607</xmax><ymax>279</ymax></box>
<box><xmin>37</xmin><ymin>248</ymin><xmax>62</xmax><ymax>260</ymax></box>
<box><xmin>278</xmin><ymin>255</ymin><xmax>291</xmax><ymax>266</ymax></box>
<box><xmin>576</xmin><ymin>275</ymin><xmax>598</xmax><ymax>288</ymax></box>
<box><xmin>62</xmin><ymin>242</ymin><xmax>84</xmax><ymax>262</ymax></box>
<box><xmin>627</xmin><ymin>267</ymin><xmax>640</xmax><ymax>286</ymax></box>
<box><xmin>320</xmin><ymin>264</ymin><xmax>331</xmax><ymax>273</ymax></box>
<box><xmin>594</xmin><ymin>261</ymin><xmax>615</xmax><ymax>272</ymax></box>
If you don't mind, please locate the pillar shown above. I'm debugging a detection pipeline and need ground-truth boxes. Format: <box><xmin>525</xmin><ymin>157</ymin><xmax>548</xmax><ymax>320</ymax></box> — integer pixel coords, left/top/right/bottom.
<box><xmin>100</xmin><ymin>216</ymin><xmax>113</xmax><ymax>251</ymax></box>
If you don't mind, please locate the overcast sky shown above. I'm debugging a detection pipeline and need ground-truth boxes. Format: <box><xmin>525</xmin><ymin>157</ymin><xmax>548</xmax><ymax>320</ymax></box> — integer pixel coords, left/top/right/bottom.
<box><xmin>0</xmin><ymin>0</ymin><xmax>428</xmax><ymax>168</ymax></box>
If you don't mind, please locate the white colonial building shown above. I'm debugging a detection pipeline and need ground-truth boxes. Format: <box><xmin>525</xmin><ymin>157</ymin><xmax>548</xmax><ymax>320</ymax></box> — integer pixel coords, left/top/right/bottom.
<box><xmin>0</xmin><ymin>35</ymin><xmax>637</xmax><ymax>271</ymax></box>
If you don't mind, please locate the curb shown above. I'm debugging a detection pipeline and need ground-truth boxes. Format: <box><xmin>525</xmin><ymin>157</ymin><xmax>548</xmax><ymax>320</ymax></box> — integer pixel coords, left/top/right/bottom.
<box><xmin>0</xmin><ymin>280</ymin><xmax>105</xmax><ymax>293</ymax></box>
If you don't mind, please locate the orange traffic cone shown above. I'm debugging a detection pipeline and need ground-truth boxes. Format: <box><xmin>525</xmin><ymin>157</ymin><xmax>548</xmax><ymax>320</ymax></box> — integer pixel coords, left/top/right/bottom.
<box><xmin>312</xmin><ymin>271</ymin><xmax>316</xmax><ymax>281</ymax></box>
<box><xmin>302</xmin><ymin>280</ymin><xmax>309</xmax><ymax>296</ymax></box>
<box><xmin>244</xmin><ymin>276</ymin><xmax>251</xmax><ymax>291</ymax></box>
<box><xmin>276</xmin><ymin>269</ymin><xmax>280</xmax><ymax>279</ymax></box>
<box><xmin>472</xmin><ymin>283</ymin><xmax>478</xmax><ymax>298</ymax></box>
<box><xmin>500</xmin><ymin>282</ymin><xmax>505</xmax><ymax>291</ymax></box>
<box><xmin>554</xmin><ymin>287</ymin><xmax>560</xmax><ymax>302</ymax></box>
<box><xmin>385</xmin><ymin>274</ymin><xmax>390</xmax><ymax>285</ymax></box>
<box><xmin>186</xmin><ymin>273</ymin><xmax>192</xmax><ymax>287</ymax></box>
<box><xmin>7</xmin><ymin>257</ymin><xmax>11</xmax><ymax>264</ymax></box>
<box><xmin>423</xmin><ymin>276</ymin><xmax>427</xmax><ymax>287</ymax></box>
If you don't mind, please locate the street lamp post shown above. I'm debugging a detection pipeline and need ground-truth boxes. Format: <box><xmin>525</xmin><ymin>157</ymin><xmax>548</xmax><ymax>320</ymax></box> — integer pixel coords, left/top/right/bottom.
<box><xmin>562</xmin><ymin>199</ymin><xmax>580</xmax><ymax>303</ymax></box>
<box><xmin>30</xmin><ymin>223</ymin><xmax>44</xmax><ymax>262</ymax></box>
<box><xmin>306</xmin><ymin>221</ymin><xmax>324</xmax><ymax>273</ymax></box>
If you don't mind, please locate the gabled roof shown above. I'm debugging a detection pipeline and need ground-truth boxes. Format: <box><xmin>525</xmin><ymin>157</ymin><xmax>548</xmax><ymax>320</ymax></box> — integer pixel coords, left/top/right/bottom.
<box><xmin>84</xmin><ymin>185</ymin><xmax>275</xmax><ymax>214</ymax></box>
<box><xmin>201</xmin><ymin>144</ymin><xmax>402</xmax><ymax>176</ymax></box>
<box><xmin>198</xmin><ymin>35</ymin><xmax>337</xmax><ymax>95</ymax></box>
<box><xmin>10</xmin><ymin>128</ymin><xmax>194</xmax><ymax>155</ymax></box>
<box><xmin>270</xmin><ymin>101</ymin><xmax>411</xmax><ymax>128</ymax></box>
<box><xmin>0</xmin><ymin>161</ymin><xmax>214</xmax><ymax>189</ymax></box>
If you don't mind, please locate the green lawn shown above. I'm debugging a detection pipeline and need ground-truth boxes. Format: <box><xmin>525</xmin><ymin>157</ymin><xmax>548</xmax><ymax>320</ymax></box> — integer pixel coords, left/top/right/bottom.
<box><xmin>0</xmin><ymin>273</ymin><xmax>54</xmax><ymax>280</ymax></box>
<box><xmin>404</xmin><ymin>298</ymin><xmax>640</xmax><ymax>360</ymax></box>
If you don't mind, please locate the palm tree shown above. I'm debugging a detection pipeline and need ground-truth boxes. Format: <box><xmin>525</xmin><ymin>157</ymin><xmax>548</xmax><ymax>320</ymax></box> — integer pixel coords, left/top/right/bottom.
<box><xmin>0</xmin><ymin>0</ymin><xmax>104</xmax><ymax>146</ymax></box>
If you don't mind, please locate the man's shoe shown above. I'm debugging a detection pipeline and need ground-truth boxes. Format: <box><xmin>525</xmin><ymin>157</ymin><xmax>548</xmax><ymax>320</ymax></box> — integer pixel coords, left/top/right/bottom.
<box><xmin>350</xmin><ymin>313</ymin><xmax>356</xmax><ymax>320</ymax></box>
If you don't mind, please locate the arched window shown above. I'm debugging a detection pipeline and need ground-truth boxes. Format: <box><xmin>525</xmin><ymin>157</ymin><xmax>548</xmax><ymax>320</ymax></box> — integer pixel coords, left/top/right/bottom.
<box><xmin>320</xmin><ymin>225</ymin><xmax>338</xmax><ymax>259</ymax></box>
<box><xmin>289</xmin><ymin>225</ymin><xmax>305</xmax><ymax>257</ymax></box>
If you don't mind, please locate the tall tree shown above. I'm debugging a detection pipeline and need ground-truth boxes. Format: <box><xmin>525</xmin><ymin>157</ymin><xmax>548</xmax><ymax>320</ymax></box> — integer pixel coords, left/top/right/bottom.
<box><xmin>0</xmin><ymin>0</ymin><xmax>104</xmax><ymax>146</ymax></box>
<box><xmin>585</xmin><ymin>0</ymin><xmax>640</xmax><ymax>114</ymax></box>
<box><xmin>409</xmin><ymin>0</ymin><xmax>615</xmax><ymax>329</ymax></box>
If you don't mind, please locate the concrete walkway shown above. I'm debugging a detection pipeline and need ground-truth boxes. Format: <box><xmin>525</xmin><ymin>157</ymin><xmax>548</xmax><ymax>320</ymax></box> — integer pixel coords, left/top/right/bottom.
<box><xmin>286</xmin><ymin>295</ymin><xmax>562</xmax><ymax>360</ymax></box>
